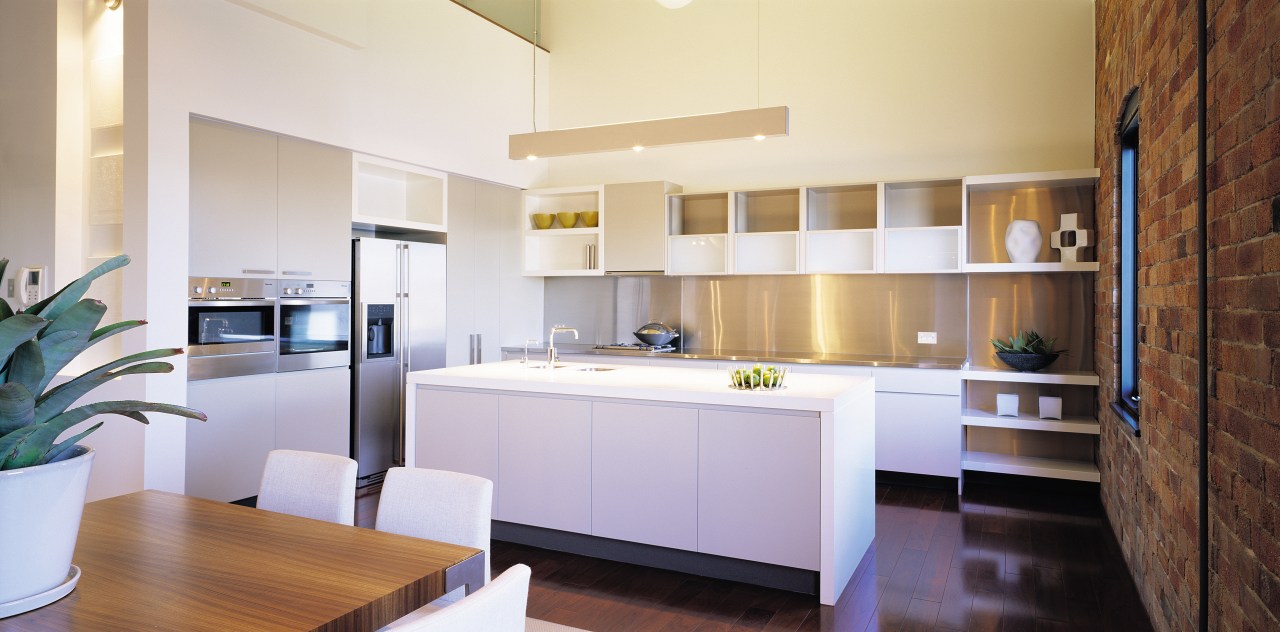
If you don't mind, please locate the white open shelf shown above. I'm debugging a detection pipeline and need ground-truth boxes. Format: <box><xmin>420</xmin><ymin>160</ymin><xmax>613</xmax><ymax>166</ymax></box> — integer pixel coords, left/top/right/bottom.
<box><xmin>961</xmin><ymin>408</ymin><xmax>1100</xmax><ymax>434</ymax></box>
<box><xmin>668</xmin><ymin>234</ymin><xmax>728</xmax><ymax>275</ymax></box>
<box><xmin>524</xmin><ymin>232</ymin><xmax>599</xmax><ymax>275</ymax></box>
<box><xmin>352</xmin><ymin>154</ymin><xmax>447</xmax><ymax>231</ymax></box>
<box><xmin>962</xmin><ymin>450</ymin><xmax>1100</xmax><ymax>483</ymax></box>
<box><xmin>883</xmin><ymin>226</ymin><xmax>961</xmax><ymax>273</ymax></box>
<box><xmin>960</xmin><ymin>366</ymin><xmax>1099</xmax><ymax>385</ymax></box>
<box><xmin>964</xmin><ymin>262</ymin><xmax>1100</xmax><ymax>273</ymax></box>
<box><xmin>805</xmin><ymin>229</ymin><xmax>876</xmax><ymax>273</ymax></box>
<box><xmin>734</xmin><ymin>232</ymin><xmax>798</xmax><ymax>274</ymax></box>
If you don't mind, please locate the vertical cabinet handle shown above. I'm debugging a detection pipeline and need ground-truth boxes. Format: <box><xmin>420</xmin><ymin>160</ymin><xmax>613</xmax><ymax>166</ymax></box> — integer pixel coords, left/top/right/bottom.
<box><xmin>475</xmin><ymin>333</ymin><xmax>482</xmax><ymax>364</ymax></box>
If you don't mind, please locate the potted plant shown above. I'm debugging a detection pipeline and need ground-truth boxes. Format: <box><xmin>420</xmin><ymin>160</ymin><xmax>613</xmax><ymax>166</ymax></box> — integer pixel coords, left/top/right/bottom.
<box><xmin>0</xmin><ymin>255</ymin><xmax>205</xmax><ymax>617</ymax></box>
<box><xmin>990</xmin><ymin>330</ymin><xmax>1067</xmax><ymax>372</ymax></box>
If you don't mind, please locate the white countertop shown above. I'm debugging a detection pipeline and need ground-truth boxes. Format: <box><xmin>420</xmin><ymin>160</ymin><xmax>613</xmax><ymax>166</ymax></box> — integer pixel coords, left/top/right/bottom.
<box><xmin>408</xmin><ymin>360</ymin><xmax>874</xmax><ymax>412</ymax></box>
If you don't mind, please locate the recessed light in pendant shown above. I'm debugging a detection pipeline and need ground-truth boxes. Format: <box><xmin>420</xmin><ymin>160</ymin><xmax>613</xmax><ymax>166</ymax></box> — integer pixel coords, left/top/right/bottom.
<box><xmin>656</xmin><ymin>0</ymin><xmax>693</xmax><ymax>8</ymax></box>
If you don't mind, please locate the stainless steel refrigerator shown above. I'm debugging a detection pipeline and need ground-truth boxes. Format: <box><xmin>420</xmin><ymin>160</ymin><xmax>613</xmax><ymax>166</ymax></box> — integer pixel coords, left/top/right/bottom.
<box><xmin>352</xmin><ymin>237</ymin><xmax>446</xmax><ymax>481</ymax></box>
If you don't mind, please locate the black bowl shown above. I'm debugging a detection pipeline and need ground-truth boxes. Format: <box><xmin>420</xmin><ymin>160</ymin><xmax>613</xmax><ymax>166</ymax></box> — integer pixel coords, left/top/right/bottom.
<box><xmin>634</xmin><ymin>331</ymin><xmax>678</xmax><ymax>346</ymax></box>
<box><xmin>995</xmin><ymin>352</ymin><xmax>1059</xmax><ymax>372</ymax></box>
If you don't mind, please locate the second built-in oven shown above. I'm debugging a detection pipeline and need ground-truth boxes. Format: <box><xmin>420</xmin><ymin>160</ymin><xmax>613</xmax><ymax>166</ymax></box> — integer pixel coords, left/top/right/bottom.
<box><xmin>277</xmin><ymin>279</ymin><xmax>351</xmax><ymax>372</ymax></box>
<box><xmin>188</xmin><ymin>277</ymin><xmax>278</xmax><ymax>380</ymax></box>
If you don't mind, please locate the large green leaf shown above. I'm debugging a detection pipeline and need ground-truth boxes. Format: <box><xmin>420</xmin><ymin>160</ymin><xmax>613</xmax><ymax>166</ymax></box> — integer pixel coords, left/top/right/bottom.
<box><xmin>1</xmin><ymin>400</ymin><xmax>206</xmax><ymax>470</ymax></box>
<box><xmin>43</xmin><ymin>299</ymin><xmax>106</xmax><ymax>340</ymax></box>
<box><xmin>37</xmin><ymin>347</ymin><xmax>184</xmax><ymax>407</ymax></box>
<box><xmin>34</xmin><ymin>330</ymin><xmax>90</xmax><ymax>397</ymax></box>
<box><xmin>33</xmin><ymin>361</ymin><xmax>175</xmax><ymax>425</ymax></box>
<box><xmin>0</xmin><ymin>425</ymin><xmax>36</xmax><ymax>467</ymax></box>
<box><xmin>0</xmin><ymin>297</ymin><xmax>12</xmax><ymax>323</ymax></box>
<box><xmin>44</xmin><ymin>422</ymin><xmax>103</xmax><ymax>464</ymax></box>
<box><xmin>24</xmin><ymin>254</ymin><xmax>129</xmax><ymax>322</ymax></box>
<box><xmin>0</xmin><ymin>314</ymin><xmax>48</xmax><ymax>369</ymax></box>
<box><xmin>0</xmin><ymin>383</ymin><xmax>35</xmax><ymax>435</ymax></box>
<box><xmin>8</xmin><ymin>339</ymin><xmax>45</xmax><ymax>397</ymax></box>
<box><xmin>88</xmin><ymin>319</ymin><xmax>146</xmax><ymax>347</ymax></box>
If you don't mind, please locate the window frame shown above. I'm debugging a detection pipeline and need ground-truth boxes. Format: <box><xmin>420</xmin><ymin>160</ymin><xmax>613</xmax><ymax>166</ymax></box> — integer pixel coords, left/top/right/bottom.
<box><xmin>1114</xmin><ymin>89</ymin><xmax>1141</xmax><ymax>434</ymax></box>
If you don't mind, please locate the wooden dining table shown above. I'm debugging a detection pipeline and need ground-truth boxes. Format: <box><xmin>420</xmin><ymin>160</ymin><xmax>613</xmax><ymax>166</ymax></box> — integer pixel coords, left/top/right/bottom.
<box><xmin>0</xmin><ymin>490</ymin><xmax>485</xmax><ymax>631</ymax></box>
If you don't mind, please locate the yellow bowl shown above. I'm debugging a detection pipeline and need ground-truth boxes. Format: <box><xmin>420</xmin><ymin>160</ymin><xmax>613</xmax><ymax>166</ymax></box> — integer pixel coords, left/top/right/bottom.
<box><xmin>531</xmin><ymin>213</ymin><xmax>554</xmax><ymax>229</ymax></box>
<box><xmin>581</xmin><ymin>211</ymin><xmax>599</xmax><ymax>228</ymax></box>
<box><xmin>557</xmin><ymin>211</ymin><xmax>580</xmax><ymax>229</ymax></box>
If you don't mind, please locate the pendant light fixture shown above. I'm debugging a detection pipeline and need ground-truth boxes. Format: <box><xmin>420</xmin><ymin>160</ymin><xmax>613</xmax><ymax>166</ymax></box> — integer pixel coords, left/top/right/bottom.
<box><xmin>511</xmin><ymin>0</ymin><xmax>786</xmax><ymax>161</ymax></box>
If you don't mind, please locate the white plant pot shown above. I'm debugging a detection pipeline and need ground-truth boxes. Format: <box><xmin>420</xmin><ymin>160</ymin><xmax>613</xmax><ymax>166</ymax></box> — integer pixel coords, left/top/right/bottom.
<box><xmin>1004</xmin><ymin>219</ymin><xmax>1043</xmax><ymax>264</ymax></box>
<box><xmin>0</xmin><ymin>446</ymin><xmax>94</xmax><ymax>614</ymax></box>
<box><xmin>996</xmin><ymin>393</ymin><xmax>1020</xmax><ymax>417</ymax></box>
<box><xmin>1038</xmin><ymin>396</ymin><xmax>1064</xmax><ymax>420</ymax></box>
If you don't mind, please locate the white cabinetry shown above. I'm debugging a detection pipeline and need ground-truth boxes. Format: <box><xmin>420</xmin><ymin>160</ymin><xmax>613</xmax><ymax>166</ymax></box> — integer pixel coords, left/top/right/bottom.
<box><xmin>448</xmin><ymin>176</ymin><xmax>542</xmax><ymax>366</ymax></box>
<box><xmin>190</xmin><ymin>119</ymin><xmax>354</xmax><ymax>280</ymax></box>
<box><xmin>185</xmin><ymin>374</ymin><xmax>277</xmax><ymax>502</ymax></box>
<box><xmin>351</xmin><ymin>154</ymin><xmax>446</xmax><ymax>232</ymax></box>
<box><xmin>804</xmin><ymin>184</ymin><xmax>879</xmax><ymax>273</ymax></box>
<box><xmin>882</xmin><ymin>179</ymin><xmax>965</xmax><ymax>273</ymax></box>
<box><xmin>698</xmin><ymin>409</ymin><xmax>820</xmax><ymax>570</ymax></box>
<box><xmin>274</xmin><ymin>367</ymin><xmax>351</xmax><ymax>457</ymax></box>
<box><xmin>497</xmin><ymin>395</ymin><xmax>592</xmax><ymax>533</ymax></box>
<box><xmin>963</xmin><ymin>169</ymin><xmax>1100</xmax><ymax>272</ymax></box>
<box><xmin>189</xmin><ymin>119</ymin><xmax>278</xmax><ymax>278</ymax></box>
<box><xmin>591</xmin><ymin>402</ymin><xmax>698</xmax><ymax>551</ymax></box>
<box><xmin>602</xmin><ymin>181</ymin><xmax>680</xmax><ymax>273</ymax></box>
<box><xmin>667</xmin><ymin>193</ymin><xmax>731</xmax><ymax>275</ymax></box>
<box><xmin>414</xmin><ymin>388</ymin><xmax>500</xmax><ymax>513</ymax></box>
<box><xmin>733</xmin><ymin>189</ymin><xmax>801</xmax><ymax>275</ymax></box>
<box><xmin>278</xmin><ymin>137</ymin><xmax>354</xmax><ymax>280</ymax></box>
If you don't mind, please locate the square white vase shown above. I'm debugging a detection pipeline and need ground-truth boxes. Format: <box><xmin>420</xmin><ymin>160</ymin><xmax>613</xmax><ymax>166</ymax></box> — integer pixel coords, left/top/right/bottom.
<box><xmin>1039</xmin><ymin>396</ymin><xmax>1063</xmax><ymax>420</ymax></box>
<box><xmin>996</xmin><ymin>393</ymin><xmax>1019</xmax><ymax>417</ymax></box>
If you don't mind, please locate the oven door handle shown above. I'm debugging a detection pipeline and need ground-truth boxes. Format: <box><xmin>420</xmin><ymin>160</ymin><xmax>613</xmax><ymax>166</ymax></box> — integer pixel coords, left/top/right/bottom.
<box><xmin>278</xmin><ymin>298</ymin><xmax>350</xmax><ymax>306</ymax></box>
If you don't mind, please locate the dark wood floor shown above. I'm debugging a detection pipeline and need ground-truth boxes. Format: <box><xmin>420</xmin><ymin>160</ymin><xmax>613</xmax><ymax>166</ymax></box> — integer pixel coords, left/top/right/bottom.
<box><xmin>356</xmin><ymin>480</ymin><xmax>1153</xmax><ymax>631</ymax></box>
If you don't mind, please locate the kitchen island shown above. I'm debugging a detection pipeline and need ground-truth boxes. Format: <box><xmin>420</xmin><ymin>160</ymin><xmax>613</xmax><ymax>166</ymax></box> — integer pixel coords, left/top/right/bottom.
<box><xmin>406</xmin><ymin>360</ymin><xmax>874</xmax><ymax>604</ymax></box>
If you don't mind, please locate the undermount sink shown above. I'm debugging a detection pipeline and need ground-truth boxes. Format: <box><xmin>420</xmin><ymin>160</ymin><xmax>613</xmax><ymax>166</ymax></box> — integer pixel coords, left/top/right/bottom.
<box><xmin>575</xmin><ymin>367</ymin><xmax>616</xmax><ymax>372</ymax></box>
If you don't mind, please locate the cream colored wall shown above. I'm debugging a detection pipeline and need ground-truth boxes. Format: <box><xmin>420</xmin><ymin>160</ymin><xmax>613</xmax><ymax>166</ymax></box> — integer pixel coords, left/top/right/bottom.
<box><xmin>536</xmin><ymin>0</ymin><xmax>1096</xmax><ymax>190</ymax></box>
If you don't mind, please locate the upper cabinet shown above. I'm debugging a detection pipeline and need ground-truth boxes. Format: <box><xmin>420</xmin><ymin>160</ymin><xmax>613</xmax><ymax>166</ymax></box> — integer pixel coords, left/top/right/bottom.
<box><xmin>963</xmin><ymin>169</ymin><xmax>1100</xmax><ymax>273</ymax></box>
<box><xmin>190</xmin><ymin>119</ymin><xmax>279</xmax><ymax>278</ymax></box>
<box><xmin>733</xmin><ymin>188</ymin><xmax>801</xmax><ymax>275</ymax></box>
<box><xmin>352</xmin><ymin>154</ymin><xmax>447</xmax><ymax>233</ymax></box>
<box><xmin>278</xmin><ymin>136</ymin><xmax>354</xmax><ymax>281</ymax></box>
<box><xmin>602</xmin><ymin>181</ymin><xmax>681</xmax><ymax>274</ymax></box>
<box><xmin>190</xmin><ymin>119</ymin><xmax>354</xmax><ymax>281</ymax></box>
<box><xmin>882</xmin><ymin>179</ymin><xmax>965</xmax><ymax>274</ymax></box>
<box><xmin>667</xmin><ymin>193</ymin><xmax>732</xmax><ymax>276</ymax></box>
<box><xmin>804</xmin><ymin>184</ymin><xmax>879</xmax><ymax>274</ymax></box>
<box><xmin>522</xmin><ymin>185</ymin><xmax>604</xmax><ymax>276</ymax></box>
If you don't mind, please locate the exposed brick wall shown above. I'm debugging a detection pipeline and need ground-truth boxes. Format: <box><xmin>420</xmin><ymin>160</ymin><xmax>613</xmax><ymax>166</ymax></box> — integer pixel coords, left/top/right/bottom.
<box><xmin>1094</xmin><ymin>0</ymin><xmax>1280</xmax><ymax>631</ymax></box>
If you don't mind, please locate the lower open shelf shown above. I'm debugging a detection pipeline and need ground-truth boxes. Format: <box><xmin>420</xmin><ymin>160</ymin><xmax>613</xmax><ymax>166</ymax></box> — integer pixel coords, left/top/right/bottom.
<box><xmin>961</xmin><ymin>450</ymin><xmax>1099</xmax><ymax>483</ymax></box>
<box><xmin>961</xmin><ymin>409</ymin><xmax>1100</xmax><ymax>434</ymax></box>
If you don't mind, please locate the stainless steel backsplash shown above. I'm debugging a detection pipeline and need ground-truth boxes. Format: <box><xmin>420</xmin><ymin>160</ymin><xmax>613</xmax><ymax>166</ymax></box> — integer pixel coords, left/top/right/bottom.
<box><xmin>545</xmin><ymin>275</ymin><xmax>971</xmax><ymax>359</ymax></box>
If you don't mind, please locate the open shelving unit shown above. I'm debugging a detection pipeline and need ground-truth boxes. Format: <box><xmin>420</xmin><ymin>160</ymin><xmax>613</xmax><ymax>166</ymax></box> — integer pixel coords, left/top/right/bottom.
<box><xmin>963</xmin><ymin>169</ymin><xmax>1099</xmax><ymax>273</ymax></box>
<box><xmin>668</xmin><ymin>193</ymin><xmax>732</xmax><ymax>275</ymax></box>
<box><xmin>882</xmin><ymin>179</ymin><xmax>964</xmax><ymax>273</ymax></box>
<box><xmin>352</xmin><ymin>154</ymin><xmax>447</xmax><ymax>232</ymax></box>
<box><xmin>959</xmin><ymin>367</ymin><xmax>1100</xmax><ymax>487</ymax></box>
<box><xmin>803</xmin><ymin>184</ymin><xmax>878</xmax><ymax>273</ymax></box>
<box><xmin>522</xmin><ymin>185</ymin><xmax>604</xmax><ymax>276</ymax></box>
<box><xmin>733</xmin><ymin>188</ymin><xmax>801</xmax><ymax>274</ymax></box>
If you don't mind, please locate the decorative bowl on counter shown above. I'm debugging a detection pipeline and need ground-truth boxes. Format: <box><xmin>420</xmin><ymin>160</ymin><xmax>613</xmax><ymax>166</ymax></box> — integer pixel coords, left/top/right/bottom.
<box><xmin>556</xmin><ymin>211</ymin><xmax>580</xmax><ymax>228</ymax></box>
<box><xmin>995</xmin><ymin>352</ymin><xmax>1059</xmax><ymax>372</ymax></box>
<box><xmin>581</xmin><ymin>211</ymin><xmax>599</xmax><ymax>228</ymax></box>
<box><xmin>531</xmin><ymin>213</ymin><xmax>554</xmax><ymax>229</ymax></box>
<box><xmin>728</xmin><ymin>364</ymin><xmax>787</xmax><ymax>390</ymax></box>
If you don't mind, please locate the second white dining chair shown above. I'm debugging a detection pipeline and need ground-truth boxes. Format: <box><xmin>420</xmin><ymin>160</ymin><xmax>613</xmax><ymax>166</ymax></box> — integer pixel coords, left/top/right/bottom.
<box><xmin>257</xmin><ymin>449</ymin><xmax>358</xmax><ymax>525</ymax></box>
<box><xmin>375</xmin><ymin>467</ymin><xmax>494</xmax><ymax>603</ymax></box>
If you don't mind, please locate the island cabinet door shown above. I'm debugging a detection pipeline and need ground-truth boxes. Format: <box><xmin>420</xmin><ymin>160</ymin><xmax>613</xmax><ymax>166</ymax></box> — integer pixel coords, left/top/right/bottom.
<box><xmin>497</xmin><ymin>395</ymin><xmax>592</xmax><ymax>533</ymax></box>
<box><xmin>415</xmin><ymin>389</ymin><xmax>500</xmax><ymax>514</ymax></box>
<box><xmin>591</xmin><ymin>402</ymin><xmax>698</xmax><ymax>551</ymax></box>
<box><xmin>698</xmin><ymin>409</ymin><xmax>820</xmax><ymax>570</ymax></box>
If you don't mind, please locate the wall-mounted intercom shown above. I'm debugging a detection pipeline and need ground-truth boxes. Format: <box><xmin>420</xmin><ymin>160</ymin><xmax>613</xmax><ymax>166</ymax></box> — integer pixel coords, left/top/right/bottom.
<box><xmin>17</xmin><ymin>266</ymin><xmax>48</xmax><ymax>308</ymax></box>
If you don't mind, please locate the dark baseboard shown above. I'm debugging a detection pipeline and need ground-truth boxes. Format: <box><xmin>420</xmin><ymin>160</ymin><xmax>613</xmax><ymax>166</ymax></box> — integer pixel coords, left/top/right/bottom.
<box><xmin>875</xmin><ymin>470</ymin><xmax>957</xmax><ymax>490</ymax></box>
<box><xmin>962</xmin><ymin>470</ymin><xmax>1101</xmax><ymax>496</ymax></box>
<box><xmin>492</xmin><ymin>521</ymin><xmax>819</xmax><ymax>595</ymax></box>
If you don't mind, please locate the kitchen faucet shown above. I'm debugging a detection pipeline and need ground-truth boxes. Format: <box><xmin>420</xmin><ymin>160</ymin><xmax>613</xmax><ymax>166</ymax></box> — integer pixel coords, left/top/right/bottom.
<box><xmin>547</xmin><ymin>325</ymin><xmax>578</xmax><ymax>365</ymax></box>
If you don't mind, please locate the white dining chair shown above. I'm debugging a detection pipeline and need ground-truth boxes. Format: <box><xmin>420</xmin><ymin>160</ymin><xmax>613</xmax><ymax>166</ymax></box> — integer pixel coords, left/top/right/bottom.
<box><xmin>380</xmin><ymin>564</ymin><xmax>530</xmax><ymax>632</ymax></box>
<box><xmin>375</xmin><ymin>467</ymin><xmax>494</xmax><ymax>608</ymax></box>
<box><xmin>256</xmin><ymin>449</ymin><xmax>358</xmax><ymax>525</ymax></box>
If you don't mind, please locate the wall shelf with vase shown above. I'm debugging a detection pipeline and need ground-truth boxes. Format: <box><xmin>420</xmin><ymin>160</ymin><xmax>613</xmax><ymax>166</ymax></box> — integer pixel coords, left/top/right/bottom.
<box><xmin>963</xmin><ymin>169</ymin><xmax>1099</xmax><ymax>273</ymax></box>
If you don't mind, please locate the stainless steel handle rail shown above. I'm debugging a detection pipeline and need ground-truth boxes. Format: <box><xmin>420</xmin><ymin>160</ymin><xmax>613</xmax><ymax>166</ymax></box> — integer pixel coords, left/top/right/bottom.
<box><xmin>281</xmin><ymin>270</ymin><xmax>312</xmax><ymax>276</ymax></box>
<box><xmin>241</xmin><ymin>269</ymin><xmax>273</xmax><ymax>275</ymax></box>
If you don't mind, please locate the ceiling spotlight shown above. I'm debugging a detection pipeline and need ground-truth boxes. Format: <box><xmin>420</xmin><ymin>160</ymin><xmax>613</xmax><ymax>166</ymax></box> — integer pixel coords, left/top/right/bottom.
<box><xmin>105</xmin><ymin>0</ymin><xmax>122</xmax><ymax>9</ymax></box>
<box><xmin>526</xmin><ymin>155</ymin><xmax>538</xmax><ymax>161</ymax></box>
<box><xmin>753</xmin><ymin>134</ymin><xmax>766</xmax><ymax>141</ymax></box>
<box><xmin>656</xmin><ymin>0</ymin><xmax>693</xmax><ymax>8</ymax></box>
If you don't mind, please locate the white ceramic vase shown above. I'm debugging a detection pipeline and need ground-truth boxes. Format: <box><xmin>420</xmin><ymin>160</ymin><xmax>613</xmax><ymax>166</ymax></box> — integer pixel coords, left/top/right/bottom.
<box><xmin>1005</xmin><ymin>219</ymin><xmax>1043</xmax><ymax>264</ymax></box>
<box><xmin>0</xmin><ymin>446</ymin><xmax>94</xmax><ymax>612</ymax></box>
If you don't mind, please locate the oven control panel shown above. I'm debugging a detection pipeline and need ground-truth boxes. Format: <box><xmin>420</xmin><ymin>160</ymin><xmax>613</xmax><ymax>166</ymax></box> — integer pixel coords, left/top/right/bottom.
<box><xmin>280</xmin><ymin>279</ymin><xmax>351</xmax><ymax>298</ymax></box>
<box><xmin>189</xmin><ymin>277</ymin><xmax>277</xmax><ymax>300</ymax></box>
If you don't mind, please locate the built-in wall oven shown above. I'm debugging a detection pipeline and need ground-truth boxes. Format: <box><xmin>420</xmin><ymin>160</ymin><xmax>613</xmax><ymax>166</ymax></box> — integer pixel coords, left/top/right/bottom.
<box><xmin>188</xmin><ymin>277</ymin><xmax>278</xmax><ymax>380</ymax></box>
<box><xmin>277</xmin><ymin>279</ymin><xmax>351</xmax><ymax>372</ymax></box>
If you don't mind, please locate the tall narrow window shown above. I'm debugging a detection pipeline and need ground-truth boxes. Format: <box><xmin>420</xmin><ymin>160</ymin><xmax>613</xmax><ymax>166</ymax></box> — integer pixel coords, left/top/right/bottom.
<box><xmin>1116</xmin><ymin>90</ymin><xmax>1141</xmax><ymax>430</ymax></box>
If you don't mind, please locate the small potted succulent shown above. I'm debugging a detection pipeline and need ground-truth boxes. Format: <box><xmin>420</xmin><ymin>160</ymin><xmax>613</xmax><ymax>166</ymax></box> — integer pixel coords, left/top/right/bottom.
<box><xmin>0</xmin><ymin>255</ymin><xmax>205</xmax><ymax>616</ymax></box>
<box><xmin>990</xmin><ymin>330</ymin><xmax>1067</xmax><ymax>372</ymax></box>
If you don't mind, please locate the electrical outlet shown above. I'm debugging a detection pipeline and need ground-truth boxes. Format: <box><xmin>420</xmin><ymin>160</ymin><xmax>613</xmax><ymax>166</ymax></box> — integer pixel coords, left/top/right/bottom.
<box><xmin>918</xmin><ymin>331</ymin><xmax>938</xmax><ymax>344</ymax></box>
<box><xmin>6</xmin><ymin>279</ymin><xmax>12</xmax><ymax>298</ymax></box>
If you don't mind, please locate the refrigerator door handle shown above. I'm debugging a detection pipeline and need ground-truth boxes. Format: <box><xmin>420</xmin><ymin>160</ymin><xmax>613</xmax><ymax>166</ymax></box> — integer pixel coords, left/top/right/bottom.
<box><xmin>475</xmin><ymin>333</ymin><xmax>482</xmax><ymax>364</ymax></box>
